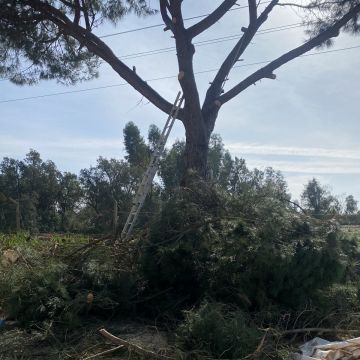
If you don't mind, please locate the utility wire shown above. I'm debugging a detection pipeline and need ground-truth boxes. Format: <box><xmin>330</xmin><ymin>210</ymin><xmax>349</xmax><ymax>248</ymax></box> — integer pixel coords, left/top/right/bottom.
<box><xmin>119</xmin><ymin>23</ymin><xmax>303</xmax><ymax>60</ymax></box>
<box><xmin>0</xmin><ymin>44</ymin><xmax>359</xmax><ymax>104</ymax></box>
<box><xmin>99</xmin><ymin>1</ymin><xmax>272</xmax><ymax>38</ymax></box>
<box><xmin>0</xmin><ymin>22</ymin><xmax>303</xmax><ymax>83</ymax></box>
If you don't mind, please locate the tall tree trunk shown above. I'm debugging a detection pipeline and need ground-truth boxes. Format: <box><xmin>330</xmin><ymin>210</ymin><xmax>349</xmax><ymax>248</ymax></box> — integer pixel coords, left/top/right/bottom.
<box><xmin>113</xmin><ymin>199</ymin><xmax>118</xmax><ymax>236</ymax></box>
<box><xmin>183</xmin><ymin>110</ymin><xmax>212</xmax><ymax>178</ymax></box>
<box><xmin>9</xmin><ymin>197</ymin><xmax>21</xmax><ymax>232</ymax></box>
<box><xmin>15</xmin><ymin>200</ymin><xmax>20</xmax><ymax>232</ymax></box>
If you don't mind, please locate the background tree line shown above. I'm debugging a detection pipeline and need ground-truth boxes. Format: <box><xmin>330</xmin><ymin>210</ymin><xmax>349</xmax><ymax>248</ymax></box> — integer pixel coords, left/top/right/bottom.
<box><xmin>0</xmin><ymin>122</ymin><xmax>358</xmax><ymax>234</ymax></box>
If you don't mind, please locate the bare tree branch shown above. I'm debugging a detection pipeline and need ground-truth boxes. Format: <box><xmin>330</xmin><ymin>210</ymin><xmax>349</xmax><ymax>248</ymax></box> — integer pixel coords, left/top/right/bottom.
<box><xmin>278</xmin><ymin>1</ymin><xmax>335</xmax><ymax>10</ymax></box>
<box><xmin>203</xmin><ymin>0</ymin><xmax>278</xmax><ymax>110</ymax></box>
<box><xmin>248</xmin><ymin>0</ymin><xmax>258</xmax><ymax>26</ymax></box>
<box><xmin>25</xmin><ymin>0</ymin><xmax>183</xmax><ymax>121</ymax></box>
<box><xmin>81</xmin><ymin>0</ymin><xmax>91</xmax><ymax>31</ymax></box>
<box><xmin>219</xmin><ymin>2</ymin><xmax>360</xmax><ymax>104</ymax></box>
<box><xmin>160</xmin><ymin>0</ymin><xmax>174</xmax><ymax>32</ymax></box>
<box><xmin>188</xmin><ymin>0</ymin><xmax>238</xmax><ymax>38</ymax></box>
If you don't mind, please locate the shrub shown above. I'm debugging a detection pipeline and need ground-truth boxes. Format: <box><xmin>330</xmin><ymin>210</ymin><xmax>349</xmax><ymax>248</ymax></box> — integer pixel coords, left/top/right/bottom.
<box><xmin>176</xmin><ymin>301</ymin><xmax>262</xmax><ymax>359</ymax></box>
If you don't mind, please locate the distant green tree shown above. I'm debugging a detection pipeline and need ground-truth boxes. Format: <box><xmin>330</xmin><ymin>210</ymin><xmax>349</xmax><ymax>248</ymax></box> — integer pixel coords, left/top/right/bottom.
<box><xmin>0</xmin><ymin>150</ymin><xmax>64</xmax><ymax>232</ymax></box>
<box><xmin>159</xmin><ymin>140</ymin><xmax>186</xmax><ymax>193</ymax></box>
<box><xmin>345</xmin><ymin>195</ymin><xmax>358</xmax><ymax>215</ymax></box>
<box><xmin>123</xmin><ymin>122</ymin><xmax>150</xmax><ymax>168</ymax></box>
<box><xmin>147</xmin><ymin>124</ymin><xmax>161</xmax><ymax>152</ymax></box>
<box><xmin>79</xmin><ymin>123</ymin><xmax>163</xmax><ymax>233</ymax></box>
<box><xmin>58</xmin><ymin>172</ymin><xmax>83</xmax><ymax>231</ymax></box>
<box><xmin>20</xmin><ymin>150</ymin><xmax>61</xmax><ymax>231</ymax></box>
<box><xmin>301</xmin><ymin>178</ymin><xmax>339</xmax><ymax>218</ymax></box>
<box><xmin>0</xmin><ymin>157</ymin><xmax>22</xmax><ymax>231</ymax></box>
<box><xmin>207</xmin><ymin>134</ymin><xmax>226</xmax><ymax>181</ymax></box>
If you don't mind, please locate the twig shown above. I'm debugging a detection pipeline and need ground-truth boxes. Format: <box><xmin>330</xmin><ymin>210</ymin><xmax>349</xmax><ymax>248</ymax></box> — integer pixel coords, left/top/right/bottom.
<box><xmin>237</xmin><ymin>330</ymin><xmax>269</xmax><ymax>360</ymax></box>
<box><xmin>99</xmin><ymin>328</ymin><xmax>173</xmax><ymax>360</ymax></box>
<box><xmin>82</xmin><ymin>345</ymin><xmax>123</xmax><ymax>360</ymax></box>
<box><xmin>255</xmin><ymin>329</ymin><xmax>268</xmax><ymax>353</ymax></box>
<box><xmin>66</xmin><ymin>235</ymin><xmax>113</xmax><ymax>259</ymax></box>
<box><xmin>266</xmin><ymin>327</ymin><xmax>360</xmax><ymax>336</ymax></box>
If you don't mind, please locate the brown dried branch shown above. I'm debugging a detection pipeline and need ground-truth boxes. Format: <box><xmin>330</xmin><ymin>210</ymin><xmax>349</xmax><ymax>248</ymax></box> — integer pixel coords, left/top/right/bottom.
<box><xmin>99</xmin><ymin>329</ymin><xmax>173</xmax><ymax>360</ymax></box>
<box><xmin>82</xmin><ymin>345</ymin><xmax>124</xmax><ymax>360</ymax></box>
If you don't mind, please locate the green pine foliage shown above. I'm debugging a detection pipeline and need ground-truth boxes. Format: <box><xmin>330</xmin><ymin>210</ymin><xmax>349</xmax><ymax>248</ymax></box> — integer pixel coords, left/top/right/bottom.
<box><xmin>0</xmin><ymin>125</ymin><xmax>359</xmax><ymax>358</ymax></box>
<box><xmin>0</xmin><ymin>233</ymin><xmax>140</xmax><ymax>327</ymax></box>
<box><xmin>177</xmin><ymin>302</ymin><xmax>262</xmax><ymax>359</ymax></box>
<box><xmin>141</xmin><ymin>177</ymin><xmax>352</xmax><ymax>313</ymax></box>
<box><xmin>0</xmin><ymin>0</ymin><xmax>155</xmax><ymax>85</ymax></box>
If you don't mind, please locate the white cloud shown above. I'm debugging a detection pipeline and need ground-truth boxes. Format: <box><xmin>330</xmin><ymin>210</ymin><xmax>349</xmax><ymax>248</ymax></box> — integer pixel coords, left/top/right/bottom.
<box><xmin>246</xmin><ymin>158</ymin><xmax>360</xmax><ymax>175</ymax></box>
<box><xmin>227</xmin><ymin>142</ymin><xmax>360</xmax><ymax>160</ymax></box>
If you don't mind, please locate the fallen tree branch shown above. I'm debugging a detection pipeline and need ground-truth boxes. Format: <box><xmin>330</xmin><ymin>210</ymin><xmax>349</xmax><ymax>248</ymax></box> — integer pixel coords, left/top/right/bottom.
<box><xmin>82</xmin><ymin>345</ymin><xmax>123</xmax><ymax>360</ymax></box>
<box><xmin>283</xmin><ymin>327</ymin><xmax>360</xmax><ymax>335</ymax></box>
<box><xmin>265</xmin><ymin>327</ymin><xmax>360</xmax><ymax>336</ymax></box>
<box><xmin>99</xmin><ymin>328</ymin><xmax>173</xmax><ymax>360</ymax></box>
<box><xmin>66</xmin><ymin>234</ymin><xmax>113</xmax><ymax>259</ymax></box>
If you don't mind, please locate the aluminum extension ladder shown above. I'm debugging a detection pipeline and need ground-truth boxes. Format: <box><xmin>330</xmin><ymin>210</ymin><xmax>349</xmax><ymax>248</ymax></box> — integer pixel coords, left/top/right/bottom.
<box><xmin>121</xmin><ymin>92</ymin><xmax>184</xmax><ymax>240</ymax></box>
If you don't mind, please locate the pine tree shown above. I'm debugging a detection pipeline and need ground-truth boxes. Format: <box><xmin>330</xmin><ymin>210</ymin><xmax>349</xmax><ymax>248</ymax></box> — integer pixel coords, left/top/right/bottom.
<box><xmin>1</xmin><ymin>1</ymin><xmax>359</xmax><ymax>178</ymax></box>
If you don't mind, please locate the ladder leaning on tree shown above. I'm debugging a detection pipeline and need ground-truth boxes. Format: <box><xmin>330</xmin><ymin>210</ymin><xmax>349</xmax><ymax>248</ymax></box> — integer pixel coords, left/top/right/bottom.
<box><xmin>120</xmin><ymin>92</ymin><xmax>184</xmax><ymax>241</ymax></box>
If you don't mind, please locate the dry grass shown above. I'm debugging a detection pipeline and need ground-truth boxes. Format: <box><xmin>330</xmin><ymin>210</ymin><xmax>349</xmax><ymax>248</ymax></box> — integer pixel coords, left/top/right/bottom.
<box><xmin>341</xmin><ymin>225</ymin><xmax>360</xmax><ymax>239</ymax></box>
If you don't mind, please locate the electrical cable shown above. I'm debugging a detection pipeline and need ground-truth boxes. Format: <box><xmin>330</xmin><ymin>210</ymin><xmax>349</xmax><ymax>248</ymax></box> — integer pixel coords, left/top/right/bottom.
<box><xmin>99</xmin><ymin>1</ymin><xmax>272</xmax><ymax>38</ymax></box>
<box><xmin>0</xmin><ymin>22</ymin><xmax>303</xmax><ymax>82</ymax></box>
<box><xmin>0</xmin><ymin>44</ymin><xmax>359</xmax><ymax>104</ymax></box>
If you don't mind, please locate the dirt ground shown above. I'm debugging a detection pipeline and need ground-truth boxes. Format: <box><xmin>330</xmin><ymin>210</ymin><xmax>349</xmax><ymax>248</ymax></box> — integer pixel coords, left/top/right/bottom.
<box><xmin>0</xmin><ymin>320</ymin><xmax>171</xmax><ymax>359</ymax></box>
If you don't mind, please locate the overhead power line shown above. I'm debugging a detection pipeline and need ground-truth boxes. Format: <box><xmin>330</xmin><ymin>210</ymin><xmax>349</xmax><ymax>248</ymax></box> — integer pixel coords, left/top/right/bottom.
<box><xmin>0</xmin><ymin>22</ymin><xmax>304</xmax><ymax>83</ymax></box>
<box><xmin>99</xmin><ymin>1</ymin><xmax>273</xmax><ymax>38</ymax></box>
<box><xmin>119</xmin><ymin>23</ymin><xmax>303</xmax><ymax>61</ymax></box>
<box><xmin>0</xmin><ymin>44</ymin><xmax>359</xmax><ymax>105</ymax></box>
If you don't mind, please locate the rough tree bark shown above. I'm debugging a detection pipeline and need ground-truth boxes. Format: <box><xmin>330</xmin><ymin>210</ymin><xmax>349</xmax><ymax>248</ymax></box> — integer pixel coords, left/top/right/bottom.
<box><xmin>12</xmin><ymin>0</ymin><xmax>360</xmax><ymax>178</ymax></box>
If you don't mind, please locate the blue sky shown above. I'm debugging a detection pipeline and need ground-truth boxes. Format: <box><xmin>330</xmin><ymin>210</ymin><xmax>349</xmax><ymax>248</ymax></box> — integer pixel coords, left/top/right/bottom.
<box><xmin>1</xmin><ymin>1</ymin><xmax>359</xmax><ymax>202</ymax></box>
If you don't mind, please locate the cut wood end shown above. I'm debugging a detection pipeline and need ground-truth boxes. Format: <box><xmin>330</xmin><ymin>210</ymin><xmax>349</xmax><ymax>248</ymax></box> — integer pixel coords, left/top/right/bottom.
<box><xmin>178</xmin><ymin>71</ymin><xmax>185</xmax><ymax>80</ymax></box>
<box><xmin>264</xmin><ymin>73</ymin><xmax>276</xmax><ymax>80</ymax></box>
<box><xmin>172</xmin><ymin>17</ymin><xmax>177</xmax><ymax>24</ymax></box>
<box><xmin>86</xmin><ymin>292</ymin><xmax>94</xmax><ymax>304</ymax></box>
<box><xmin>214</xmin><ymin>100</ymin><xmax>222</xmax><ymax>108</ymax></box>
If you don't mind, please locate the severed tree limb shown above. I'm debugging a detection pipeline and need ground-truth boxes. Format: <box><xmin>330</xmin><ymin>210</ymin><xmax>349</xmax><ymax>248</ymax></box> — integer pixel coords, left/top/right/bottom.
<box><xmin>82</xmin><ymin>345</ymin><xmax>124</xmax><ymax>360</ymax></box>
<box><xmin>160</xmin><ymin>0</ymin><xmax>174</xmax><ymax>32</ymax></box>
<box><xmin>188</xmin><ymin>0</ymin><xmax>238</xmax><ymax>38</ymax></box>
<box><xmin>99</xmin><ymin>329</ymin><xmax>173</xmax><ymax>360</ymax></box>
<box><xmin>219</xmin><ymin>2</ymin><xmax>360</xmax><ymax>105</ymax></box>
<box><xmin>280</xmin><ymin>328</ymin><xmax>360</xmax><ymax>335</ymax></box>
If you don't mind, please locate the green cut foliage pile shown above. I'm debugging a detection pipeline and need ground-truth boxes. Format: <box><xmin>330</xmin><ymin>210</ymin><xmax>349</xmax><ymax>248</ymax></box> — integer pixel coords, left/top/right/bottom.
<box><xmin>0</xmin><ymin>233</ymin><xmax>141</xmax><ymax>329</ymax></box>
<box><xmin>176</xmin><ymin>302</ymin><xmax>262</xmax><ymax>359</ymax></box>
<box><xmin>0</xmin><ymin>175</ymin><xmax>359</xmax><ymax>359</ymax></box>
<box><xmin>142</xmin><ymin>177</ymin><xmax>359</xmax><ymax>312</ymax></box>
